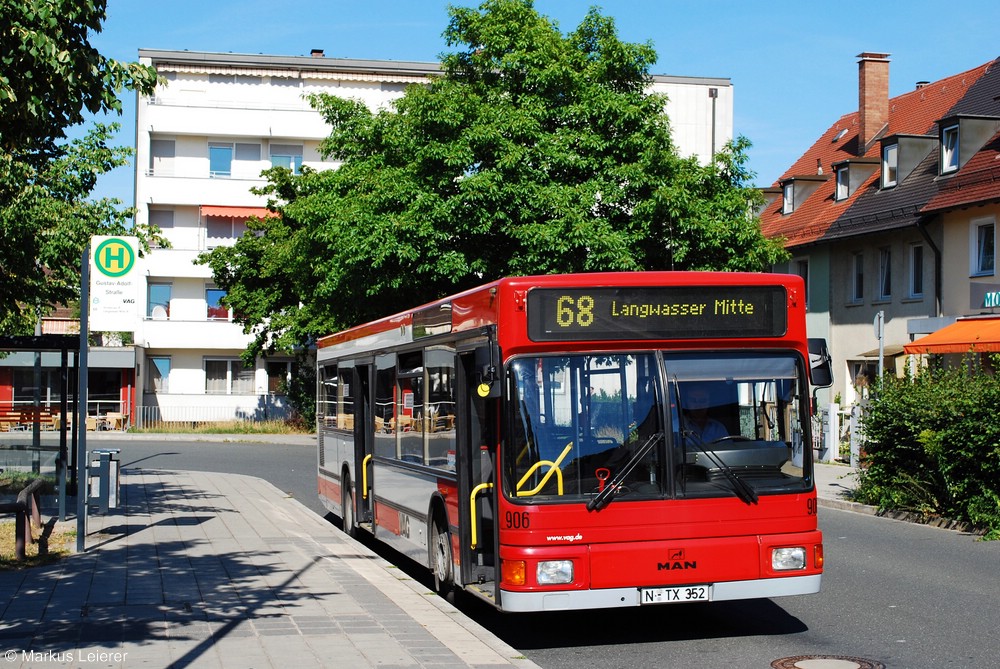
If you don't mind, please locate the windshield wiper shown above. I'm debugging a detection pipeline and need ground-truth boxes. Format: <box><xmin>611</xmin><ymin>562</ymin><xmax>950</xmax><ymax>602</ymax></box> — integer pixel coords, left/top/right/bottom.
<box><xmin>670</xmin><ymin>376</ymin><xmax>758</xmax><ymax>505</ymax></box>
<box><xmin>682</xmin><ymin>429</ymin><xmax>759</xmax><ymax>505</ymax></box>
<box><xmin>587</xmin><ymin>431</ymin><xmax>662</xmax><ymax>512</ymax></box>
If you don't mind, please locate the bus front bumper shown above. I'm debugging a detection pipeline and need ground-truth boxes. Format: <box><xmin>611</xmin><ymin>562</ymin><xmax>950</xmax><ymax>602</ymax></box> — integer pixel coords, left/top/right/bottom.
<box><xmin>498</xmin><ymin>573</ymin><xmax>821</xmax><ymax>612</ymax></box>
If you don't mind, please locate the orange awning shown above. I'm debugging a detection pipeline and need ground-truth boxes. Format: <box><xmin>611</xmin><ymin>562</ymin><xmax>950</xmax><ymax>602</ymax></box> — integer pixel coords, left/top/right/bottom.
<box><xmin>904</xmin><ymin>318</ymin><xmax>1000</xmax><ymax>354</ymax></box>
<box><xmin>200</xmin><ymin>205</ymin><xmax>278</xmax><ymax>218</ymax></box>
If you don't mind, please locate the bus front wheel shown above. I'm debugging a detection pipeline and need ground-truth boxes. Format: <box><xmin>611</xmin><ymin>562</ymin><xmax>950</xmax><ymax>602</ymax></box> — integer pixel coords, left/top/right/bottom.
<box><xmin>430</xmin><ymin>513</ymin><xmax>453</xmax><ymax>595</ymax></box>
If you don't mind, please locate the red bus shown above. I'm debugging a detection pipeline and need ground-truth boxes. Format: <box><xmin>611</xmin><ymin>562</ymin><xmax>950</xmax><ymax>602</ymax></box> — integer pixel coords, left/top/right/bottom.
<box><xmin>316</xmin><ymin>272</ymin><xmax>831</xmax><ymax>612</ymax></box>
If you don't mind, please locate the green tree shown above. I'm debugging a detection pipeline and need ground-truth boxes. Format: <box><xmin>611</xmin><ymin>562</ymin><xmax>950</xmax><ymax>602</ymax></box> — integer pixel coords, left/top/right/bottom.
<box><xmin>0</xmin><ymin>0</ymin><xmax>159</xmax><ymax>333</ymax></box>
<box><xmin>202</xmin><ymin>0</ymin><xmax>786</xmax><ymax>358</ymax></box>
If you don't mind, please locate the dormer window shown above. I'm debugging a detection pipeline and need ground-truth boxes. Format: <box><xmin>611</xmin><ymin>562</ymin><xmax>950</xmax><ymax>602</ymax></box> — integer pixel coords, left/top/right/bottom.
<box><xmin>782</xmin><ymin>182</ymin><xmax>794</xmax><ymax>214</ymax></box>
<box><xmin>835</xmin><ymin>166</ymin><xmax>849</xmax><ymax>201</ymax></box>
<box><xmin>941</xmin><ymin>124</ymin><xmax>959</xmax><ymax>173</ymax></box>
<box><xmin>779</xmin><ymin>174</ymin><xmax>829</xmax><ymax>214</ymax></box>
<box><xmin>882</xmin><ymin>143</ymin><xmax>898</xmax><ymax>187</ymax></box>
<box><xmin>832</xmin><ymin>158</ymin><xmax>877</xmax><ymax>201</ymax></box>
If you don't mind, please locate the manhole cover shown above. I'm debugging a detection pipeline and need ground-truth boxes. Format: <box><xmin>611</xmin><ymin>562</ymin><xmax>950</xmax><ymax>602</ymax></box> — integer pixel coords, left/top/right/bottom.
<box><xmin>771</xmin><ymin>657</ymin><xmax>885</xmax><ymax>669</ymax></box>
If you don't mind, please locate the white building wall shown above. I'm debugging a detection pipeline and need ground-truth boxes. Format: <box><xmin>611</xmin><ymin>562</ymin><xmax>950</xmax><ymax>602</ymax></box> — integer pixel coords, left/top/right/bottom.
<box><xmin>653</xmin><ymin>75</ymin><xmax>734</xmax><ymax>164</ymax></box>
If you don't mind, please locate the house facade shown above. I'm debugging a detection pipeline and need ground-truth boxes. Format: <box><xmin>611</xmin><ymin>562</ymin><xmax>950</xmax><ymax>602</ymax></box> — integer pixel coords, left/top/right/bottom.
<box><xmin>760</xmin><ymin>53</ymin><xmax>1000</xmax><ymax>405</ymax></box>
<box><xmin>127</xmin><ymin>48</ymin><xmax>734</xmax><ymax>424</ymax></box>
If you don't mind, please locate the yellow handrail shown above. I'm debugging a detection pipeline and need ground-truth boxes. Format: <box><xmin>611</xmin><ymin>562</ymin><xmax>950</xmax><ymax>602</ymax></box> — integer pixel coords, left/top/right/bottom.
<box><xmin>469</xmin><ymin>482</ymin><xmax>494</xmax><ymax>549</ymax></box>
<box><xmin>361</xmin><ymin>454</ymin><xmax>372</xmax><ymax>499</ymax></box>
<box><xmin>516</xmin><ymin>442</ymin><xmax>573</xmax><ymax>497</ymax></box>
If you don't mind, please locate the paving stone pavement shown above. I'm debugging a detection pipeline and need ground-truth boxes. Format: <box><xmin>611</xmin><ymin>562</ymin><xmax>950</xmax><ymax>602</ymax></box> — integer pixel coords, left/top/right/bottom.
<box><xmin>0</xmin><ymin>468</ymin><xmax>541</xmax><ymax>669</ymax></box>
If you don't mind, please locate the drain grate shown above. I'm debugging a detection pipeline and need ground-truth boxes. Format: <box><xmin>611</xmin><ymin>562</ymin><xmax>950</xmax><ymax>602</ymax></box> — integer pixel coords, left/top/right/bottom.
<box><xmin>771</xmin><ymin>656</ymin><xmax>886</xmax><ymax>669</ymax></box>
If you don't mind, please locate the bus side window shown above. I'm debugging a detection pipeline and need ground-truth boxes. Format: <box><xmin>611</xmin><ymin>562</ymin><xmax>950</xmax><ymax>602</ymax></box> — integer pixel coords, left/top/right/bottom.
<box><xmin>425</xmin><ymin>345</ymin><xmax>456</xmax><ymax>471</ymax></box>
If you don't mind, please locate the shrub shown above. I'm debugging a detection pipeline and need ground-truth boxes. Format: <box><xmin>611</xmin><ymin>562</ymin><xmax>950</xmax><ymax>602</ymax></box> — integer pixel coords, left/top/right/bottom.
<box><xmin>855</xmin><ymin>357</ymin><xmax>1000</xmax><ymax>538</ymax></box>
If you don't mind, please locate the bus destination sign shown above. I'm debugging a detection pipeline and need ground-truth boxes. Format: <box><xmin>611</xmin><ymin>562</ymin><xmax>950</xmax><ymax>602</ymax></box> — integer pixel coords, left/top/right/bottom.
<box><xmin>527</xmin><ymin>285</ymin><xmax>787</xmax><ymax>341</ymax></box>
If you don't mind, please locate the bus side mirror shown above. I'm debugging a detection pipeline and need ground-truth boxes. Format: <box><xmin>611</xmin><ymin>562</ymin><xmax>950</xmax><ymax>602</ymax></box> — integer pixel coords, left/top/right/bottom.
<box><xmin>474</xmin><ymin>342</ymin><xmax>502</xmax><ymax>399</ymax></box>
<box><xmin>808</xmin><ymin>338</ymin><xmax>833</xmax><ymax>388</ymax></box>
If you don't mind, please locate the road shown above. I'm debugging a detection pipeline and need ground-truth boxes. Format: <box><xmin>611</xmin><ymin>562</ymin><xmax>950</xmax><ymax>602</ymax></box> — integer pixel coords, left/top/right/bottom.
<box><xmin>98</xmin><ymin>435</ymin><xmax>1000</xmax><ymax>668</ymax></box>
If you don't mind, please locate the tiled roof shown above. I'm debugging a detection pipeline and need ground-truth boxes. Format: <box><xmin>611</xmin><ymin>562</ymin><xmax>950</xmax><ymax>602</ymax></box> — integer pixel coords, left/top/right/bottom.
<box><xmin>921</xmin><ymin>129</ymin><xmax>1000</xmax><ymax>213</ymax></box>
<box><xmin>760</xmin><ymin>58</ymin><xmax>1000</xmax><ymax>249</ymax></box>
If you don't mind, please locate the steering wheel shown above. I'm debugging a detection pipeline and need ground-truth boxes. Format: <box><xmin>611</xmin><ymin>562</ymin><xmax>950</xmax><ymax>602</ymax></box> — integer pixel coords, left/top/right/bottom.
<box><xmin>710</xmin><ymin>435</ymin><xmax>752</xmax><ymax>444</ymax></box>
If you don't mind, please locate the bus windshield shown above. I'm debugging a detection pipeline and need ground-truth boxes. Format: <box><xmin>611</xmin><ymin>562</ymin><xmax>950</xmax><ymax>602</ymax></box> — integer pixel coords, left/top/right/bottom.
<box><xmin>504</xmin><ymin>351</ymin><xmax>811</xmax><ymax>503</ymax></box>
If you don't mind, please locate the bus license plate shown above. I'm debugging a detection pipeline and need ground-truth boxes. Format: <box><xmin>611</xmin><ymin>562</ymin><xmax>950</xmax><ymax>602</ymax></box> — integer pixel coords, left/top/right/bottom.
<box><xmin>640</xmin><ymin>585</ymin><xmax>711</xmax><ymax>604</ymax></box>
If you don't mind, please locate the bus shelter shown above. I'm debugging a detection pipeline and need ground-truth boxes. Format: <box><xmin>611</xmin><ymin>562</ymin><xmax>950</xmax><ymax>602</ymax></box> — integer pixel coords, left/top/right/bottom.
<box><xmin>0</xmin><ymin>335</ymin><xmax>79</xmax><ymax>521</ymax></box>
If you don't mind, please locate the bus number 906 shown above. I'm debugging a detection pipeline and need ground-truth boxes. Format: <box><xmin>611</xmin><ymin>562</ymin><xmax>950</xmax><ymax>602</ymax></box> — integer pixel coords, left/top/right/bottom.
<box><xmin>556</xmin><ymin>295</ymin><xmax>594</xmax><ymax>328</ymax></box>
<box><xmin>505</xmin><ymin>511</ymin><xmax>530</xmax><ymax>529</ymax></box>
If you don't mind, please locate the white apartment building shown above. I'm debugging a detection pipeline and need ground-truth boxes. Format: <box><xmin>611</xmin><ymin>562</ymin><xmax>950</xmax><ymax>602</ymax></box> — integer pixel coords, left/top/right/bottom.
<box><xmin>131</xmin><ymin>48</ymin><xmax>733</xmax><ymax>425</ymax></box>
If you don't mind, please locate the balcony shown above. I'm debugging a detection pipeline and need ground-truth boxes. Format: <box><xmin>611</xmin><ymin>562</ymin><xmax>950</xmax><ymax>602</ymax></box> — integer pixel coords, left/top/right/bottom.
<box><xmin>142</xmin><ymin>102</ymin><xmax>332</xmax><ymax>140</ymax></box>
<box><xmin>138</xmin><ymin>317</ymin><xmax>251</xmax><ymax>350</ymax></box>
<box><xmin>139</xmin><ymin>172</ymin><xmax>269</xmax><ymax>209</ymax></box>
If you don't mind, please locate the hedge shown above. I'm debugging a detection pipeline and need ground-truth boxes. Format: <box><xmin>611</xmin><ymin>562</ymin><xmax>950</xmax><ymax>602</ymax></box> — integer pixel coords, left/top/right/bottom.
<box><xmin>854</xmin><ymin>357</ymin><xmax>1000</xmax><ymax>539</ymax></box>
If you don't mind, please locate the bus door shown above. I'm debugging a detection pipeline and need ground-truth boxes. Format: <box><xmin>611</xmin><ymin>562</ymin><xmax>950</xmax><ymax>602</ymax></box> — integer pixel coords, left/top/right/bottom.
<box><xmin>352</xmin><ymin>363</ymin><xmax>375</xmax><ymax>529</ymax></box>
<box><xmin>456</xmin><ymin>346</ymin><xmax>499</xmax><ymax>602</ymax></box>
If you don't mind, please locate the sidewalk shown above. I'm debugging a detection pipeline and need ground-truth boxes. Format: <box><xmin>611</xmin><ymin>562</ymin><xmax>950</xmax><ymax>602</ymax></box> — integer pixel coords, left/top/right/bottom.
<box><xmin>814</xmin><ymin>460</ymin><xmax>873</xmax><ymax>514</ymax></box>
<box><xmin>0</xmin><ymin>467</ymin><xmax>541</xmax><ymax>669</ymax></box>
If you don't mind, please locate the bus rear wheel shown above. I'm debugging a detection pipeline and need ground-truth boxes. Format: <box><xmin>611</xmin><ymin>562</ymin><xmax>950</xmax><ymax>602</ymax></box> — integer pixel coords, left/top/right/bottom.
<box><xmin>342</xmin><ymin>473</ymin><xmax>357</xmax><ymax>538</ymax></box>
<box><xmin>430</xmin><ymin>513</ymin><xmax>453</xmax><ymax>595</ymax></box>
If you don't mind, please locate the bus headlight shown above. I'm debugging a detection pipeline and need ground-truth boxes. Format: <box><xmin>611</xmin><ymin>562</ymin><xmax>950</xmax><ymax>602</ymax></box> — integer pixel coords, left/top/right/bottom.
<box><xmin>537</xmin><ymin>560</ymin><xmax>574</xmax><ymax>585</ymax></box>
<box><xmin>772</xmin><ymin>547</ymin><xmax>806</xmax><ymax>571</ymax></box>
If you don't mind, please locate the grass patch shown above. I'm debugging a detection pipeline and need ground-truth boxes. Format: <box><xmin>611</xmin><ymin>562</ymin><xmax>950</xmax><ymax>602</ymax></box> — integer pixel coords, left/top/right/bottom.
<box><xmin>129</xmin><ymin>419</ymin><xmax>312</xmax><ymax>435</ymax></box>
<box><xmin>0</xmin><ymin>519</ymin><xmax>75</xmax><ymax>570</ymax></box>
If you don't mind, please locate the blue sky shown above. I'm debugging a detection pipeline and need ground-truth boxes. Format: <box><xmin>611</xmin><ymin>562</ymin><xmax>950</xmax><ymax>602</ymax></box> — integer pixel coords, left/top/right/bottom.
<box><xmin>87</xmin><ymin>0</ymin><xmax>1000</xmax><ymax>204</ymax></box>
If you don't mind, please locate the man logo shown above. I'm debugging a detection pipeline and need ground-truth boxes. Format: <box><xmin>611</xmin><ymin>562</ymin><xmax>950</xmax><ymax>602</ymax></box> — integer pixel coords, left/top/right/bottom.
<box><xmin>94</xmin><ymin>238</ymin><xmax>135</xmax><ymax>278</ymax></box>
<box><xmin>659</xmin><ymin>548</ymin><xmax>696</xmax><ymax>570</ymax></box>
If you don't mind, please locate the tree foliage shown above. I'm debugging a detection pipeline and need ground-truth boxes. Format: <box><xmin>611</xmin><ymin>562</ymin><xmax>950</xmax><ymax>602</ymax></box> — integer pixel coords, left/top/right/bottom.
<box><xmin>0</xmin><ymin>0</ymin><xmax>160</xmax><ymax>333</ymax></box>
<box><xmin>202</xmin><ymin>0</ymin><xmax>786</xmax><ymax>357</ymax></box>
<box><xmin>1</xmin><ymin>0</ymin><xmax>157</xmax><ymax>162</ymax></box>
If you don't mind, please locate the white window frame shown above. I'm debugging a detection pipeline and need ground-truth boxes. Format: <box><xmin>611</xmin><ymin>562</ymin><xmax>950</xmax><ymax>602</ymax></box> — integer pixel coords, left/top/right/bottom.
<box><xmin>235</xmin><ymin>142</ymin><xmax>261</xmax><ymax>162</ymax></box>
<box><xmin>882</xmin><ymin>143</ymin><xmax>898</xmax><ymax>188</ymax></box>
<box><xmin>206</xmin><ymin>287</ymin><xmax>232</xmax><ymax>322</ymax></box>
<box><xmin>878</xmin><ymin>247</ymin><xmax>892</xmax><ymax>300</ymax></box>
<box><xmin>941</xmin><ymin>124</ymin><xmax>959</xmax><ymax>174</ymax></box>
<box><xmin>908</xmin><ymin>243</ymin><xmax>924</xmax><ymax>298</ymax></box>
<box><xmin>209</xmin><ymin>142</ymin><xmax>233</xmax><ymax>178</ymax></box>
<box><xmin>971</xmin><ymin>217</ymin><xmax>996</xmax><ymax>277</ymax></box>
<box><xmin>206</xmin><ymin>216</ymin><xmax>248</xmax><ymax>247</ymax></box>
<box><xmin>266</xmin><ymin>361</ymin><xmax>293</xmax><ymax>394</ymax></box>
<box><xmin>835</xmin><ymin>166</ymin><xmax>849</xmax><ymax>201</ymax></box>
<box><xmin>147</xmin><ymin>283</ymin><xmax>172</xmax><ymax>319</ymax></box>
<box><xmin>270</xmin><ymin>143</ymin><xmax>303</xmax><ymax>174</ymax></box>
<box><xmin>205</xmin><ymin>358</ymin><xmax>257</xmax><ymax>395</ymax></box>
<box><xmin>782</xmin><ymin>182</ymin><xmax>794</xmax><ymax>214</ymax></box>
<box><xmin>148</xmin><ymin>356</ymin><xmax>171</xmax><ymax>393</ymax></box>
